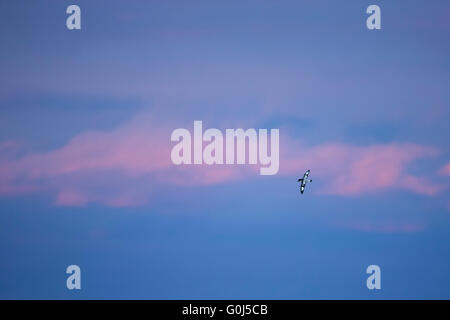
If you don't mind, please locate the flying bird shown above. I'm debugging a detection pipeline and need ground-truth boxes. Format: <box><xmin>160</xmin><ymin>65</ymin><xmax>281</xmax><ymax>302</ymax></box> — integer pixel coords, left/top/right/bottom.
<box><xmin>297</xmin><ymin>169</ymin><xmax>312</xmax><ymax>194</ymax></box>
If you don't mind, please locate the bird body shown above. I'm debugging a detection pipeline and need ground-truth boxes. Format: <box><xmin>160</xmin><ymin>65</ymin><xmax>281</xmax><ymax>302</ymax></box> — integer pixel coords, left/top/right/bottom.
<box><xmin>297</xmin><ymin>170</ymin><xmax>312</xmax><ymax>194</ymax></box>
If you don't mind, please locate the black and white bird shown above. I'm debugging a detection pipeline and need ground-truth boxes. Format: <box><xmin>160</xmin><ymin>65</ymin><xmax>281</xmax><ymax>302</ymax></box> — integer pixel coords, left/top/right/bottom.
<box><xmin>297</xmin><ymin>170</ymin><xmax>312</xmax><ymax>194</ymax></box>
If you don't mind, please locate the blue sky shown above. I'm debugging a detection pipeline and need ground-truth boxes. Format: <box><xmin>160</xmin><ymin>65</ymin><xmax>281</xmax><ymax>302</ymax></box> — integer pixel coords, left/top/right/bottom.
<box><xmin>0</xmin><ymin>0</ymin><xmax>449</xmax><ymax>299</ymax></box>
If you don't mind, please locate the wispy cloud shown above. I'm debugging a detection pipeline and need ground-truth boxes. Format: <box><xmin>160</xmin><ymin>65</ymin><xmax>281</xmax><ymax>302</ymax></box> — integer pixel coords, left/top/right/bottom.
<box><xmin>439</xmin><ymin>162</ymin><xmax>450</xmax><ymax>176</ymax></box>
<box><xmin>0</xmin><ymin>112</ymin><xmax>447</xmax><ymax>207</ymax></box>
<box><xmin>281</xmin><ymin>141</ymin><xmax>442</xmax><ymax>196</ymax></box>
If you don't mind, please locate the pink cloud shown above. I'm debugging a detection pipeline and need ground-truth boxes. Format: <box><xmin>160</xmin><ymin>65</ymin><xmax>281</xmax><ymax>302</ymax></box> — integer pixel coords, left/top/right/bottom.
<box><xmin>439</xmin><ymin>162</ymin><xmax>450</xmax><ymax>176</ymax></box>
<box><xmin>281</xmin><ymin>141</ymin><xmax>441</xmax><ymax>196</ymax></box>
<box><xmin>55</xmin><ymin>190</ymin><xmax>88</xmax><ymax>207</ymax></box>
<box><xmin>0</xmin><ymin>114</ymin><xmax>446</xmax><ymax>207</ymax></box>
<box><xmin>19</xmin><ymin>124</ymin><xmax>170</xmax><ymax>180</ymax></box>
<box><xmin>0</xmin><ymin>114</ymin><xmax>257</xmax><ymax>206</ymax></box>
<box><xmin>0</xmin><ymin>113</ymin><xmax>173</xmax><ymax>206</ymax></box>
<box><xmin>400</xmin><ymin>175</ymin><xmax>443</xmax><ymax>196</ymax></box>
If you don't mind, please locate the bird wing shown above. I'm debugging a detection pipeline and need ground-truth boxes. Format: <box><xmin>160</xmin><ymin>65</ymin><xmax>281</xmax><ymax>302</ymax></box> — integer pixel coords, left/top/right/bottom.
<box><xmin>303</xmin><ymin>171</ymin><xmax>310</xmax><ymax>180</ymax></box>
